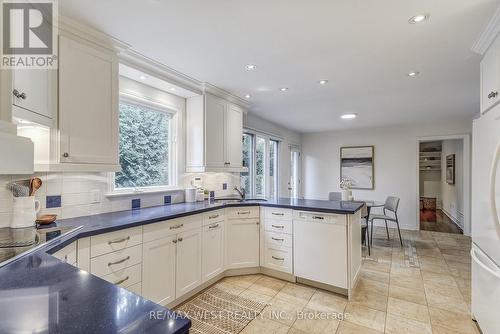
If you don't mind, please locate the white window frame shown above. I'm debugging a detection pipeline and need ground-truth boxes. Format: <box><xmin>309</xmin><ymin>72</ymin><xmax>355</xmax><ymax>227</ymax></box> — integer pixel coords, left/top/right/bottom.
<box><xmin>242</xmin><ymin>128</ymin><xmax>281</xmax><ymax>199</ymax></box>
<box><xmin>108</xmin><ymin>92</ymin><xmax>179</xmax><ymax>196</ymax></box>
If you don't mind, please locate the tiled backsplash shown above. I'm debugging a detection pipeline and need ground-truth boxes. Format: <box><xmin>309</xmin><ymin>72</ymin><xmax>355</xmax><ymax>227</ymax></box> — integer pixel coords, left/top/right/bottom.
<box><xmin>0</xmin><ymin>172</ymin><xmax>239</xmax><ymax>228</ymax></box>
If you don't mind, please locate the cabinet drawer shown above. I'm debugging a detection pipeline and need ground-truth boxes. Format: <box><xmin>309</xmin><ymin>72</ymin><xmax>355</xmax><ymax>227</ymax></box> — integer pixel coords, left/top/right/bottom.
<box><xmin>264</xmin><ymin>207</ymin><xmax>292</xmax><ymax>221</ymax></box>
<box><xmin>202</xmin><ymin>209</ymin><xmax>225</xmax><ymax>226</ymax></box>
<box><xmin>52</xmin><ymin>242</ymin><xmax>77</xmax><ymax>264</ymax></box>
<box><xmin>263</xmin><ymin>247</ymin><xmax>292</xmax><ymax>274</ymax></box>
<box><xmin>264</xmin><ymin>219</ymin><xmax>292</xmax><ymax>234</ymax></box>
<box><xmin>91</xmin><ymin>244</ymin><xmax>142</xmax><ymax>277</ymax></box>
<box><xmin>127</xmin><ymin>282</ymin><xmax>142</xmax><ymax>295</ymax></box>
<box><xmin>264</xmin><ymin>231</ymin><xmax>292</xmax><ymax>248</ymax></box>
<box><xmin>101</xmin><ymin>263</ymin><xmax>142</xmax><ymax>288</ymax></box>
<box><xmin>226</xmin><ymin>206</ymin><xmax>259</xmax><ymax>219</ymax></box>
<box><xmin>90</xmin><ymin>226</ymin><xmax>142</xmax><ymax>258</ymax></box>
<box><xmin>293</xmin><ymin>211</ymin><xmax>346</xmax><ymax>225</ymax></box>
<box><xmin>143</xmin><ymin>215</ymin><xmax>202</xmax><ymax>243</ymax></box>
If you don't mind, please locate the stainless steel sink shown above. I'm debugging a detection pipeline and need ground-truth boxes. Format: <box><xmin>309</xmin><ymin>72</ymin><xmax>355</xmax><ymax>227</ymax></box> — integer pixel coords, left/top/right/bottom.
<box><xmin>213</xmin><ymin>198</ymin><xmax>268</xmax><ymax>204</ymax></box>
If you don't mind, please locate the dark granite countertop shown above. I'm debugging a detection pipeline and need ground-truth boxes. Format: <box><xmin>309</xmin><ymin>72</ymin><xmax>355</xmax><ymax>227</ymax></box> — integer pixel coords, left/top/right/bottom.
<box><xmin>0</xmin><ymin>198</ymin><xmax>361</xmax><ymax>334</ymax></box>
<box><xmin>54</xmin><ymin>197</ymin><xmax>363</xmax><ymax>240</ymax></box>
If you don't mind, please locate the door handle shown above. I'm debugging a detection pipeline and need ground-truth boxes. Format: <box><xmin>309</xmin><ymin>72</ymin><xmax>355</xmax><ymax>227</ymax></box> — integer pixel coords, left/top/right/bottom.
<box><xmin>471</xmin><ymin>248</ymin><xmax>500</xmax><ymax>279</ymax></box>
<box><xmin>490</xmin><ymin>138</ymin><xmax>500</xmax><ymax>229</ymax></box>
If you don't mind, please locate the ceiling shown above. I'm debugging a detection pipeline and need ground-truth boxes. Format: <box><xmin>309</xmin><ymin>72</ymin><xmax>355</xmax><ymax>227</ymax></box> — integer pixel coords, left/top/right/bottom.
<box><xmin>59</xmin><ymin>0</ymin><xmax>497</xmax><ymax>133</ymax></box>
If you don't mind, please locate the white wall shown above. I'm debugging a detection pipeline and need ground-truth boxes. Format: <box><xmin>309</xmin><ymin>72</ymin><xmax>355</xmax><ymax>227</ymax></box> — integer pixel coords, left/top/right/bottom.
<box><xmin>244</xmin><ymin>113</ymin><xmax>302</xmax><ymax>197</ymax></box>
<box><xmin>302</xmin><ymin>118</ymin><xmax>472</xmax><ymax>230</ymax></box>
<box><xmin>441</xmin><ymin>139</ymin><xmax>464</xmax><ymax>228</ymax></box>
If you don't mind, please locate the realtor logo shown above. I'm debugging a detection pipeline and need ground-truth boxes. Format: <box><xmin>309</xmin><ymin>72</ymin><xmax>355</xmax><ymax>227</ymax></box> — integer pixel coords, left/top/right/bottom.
<box><xmin>1</xmin><ymin>0</ymin><xmax>58</xmax><ymax>69</ymax></box>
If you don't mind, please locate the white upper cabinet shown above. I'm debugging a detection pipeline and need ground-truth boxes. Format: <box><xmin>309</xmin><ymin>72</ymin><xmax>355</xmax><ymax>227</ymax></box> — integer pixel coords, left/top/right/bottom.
<box><xmin>58</xmin><ymin>35</ymin><xmax>119</xmax><ymax>165</ymax></box>
<box><xmin>186</xmin><ymin>93</ymin><xmax>246</xmax><ymax>172</ymax></box>
<box><xmin>225</xmin><ymin>103</ymin><xmax>244</xmax><ymax>167</ymax></box>
<box><xmin>205</xmin><ymin>95</ymin><xmax>226</xmax><ymax>168</ymax></box>
<box><xmin>480</xmin><ymin>36</ymin><xmax>500</xmax><ymax>114</ymax></box>
<box><xmin>12</xmin><ymin>69</ymin><xmax>53</xmax><ymax>126</ymax></box>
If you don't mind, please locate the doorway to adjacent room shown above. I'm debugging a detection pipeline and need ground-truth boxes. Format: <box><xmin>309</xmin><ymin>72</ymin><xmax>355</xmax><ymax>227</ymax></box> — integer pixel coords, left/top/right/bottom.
<box><xmin>417</xmin><ymin>135</ymin><xmax>470</xmax><ymax>235</ymax></box>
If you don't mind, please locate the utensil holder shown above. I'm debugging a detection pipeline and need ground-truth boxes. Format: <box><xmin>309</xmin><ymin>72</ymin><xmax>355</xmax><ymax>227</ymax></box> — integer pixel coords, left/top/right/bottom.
<box><xmin>10</xmin><ymin>197</ymin><xmax>40</xmax><ymax>229</ymax></box>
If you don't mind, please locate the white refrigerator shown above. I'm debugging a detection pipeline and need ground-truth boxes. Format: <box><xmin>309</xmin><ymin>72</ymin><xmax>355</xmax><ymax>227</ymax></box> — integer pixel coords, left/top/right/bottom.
<box><xmin>472</xmin><ymin>104</ymin><xmax>500</xmax><ymax>334</ymax></box>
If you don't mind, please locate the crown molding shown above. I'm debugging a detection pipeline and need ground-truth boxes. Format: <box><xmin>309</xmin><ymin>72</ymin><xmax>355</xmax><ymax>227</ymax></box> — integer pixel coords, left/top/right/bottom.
<box><xmin>472</xmin><ymin>6</ymin><xmax>500</xmax><ymax>55</ymax></box>
<box><xmin>56</xmin><ymin>15</ymin><xmax>131</xmax><ymax>53</ymax></box>
<box><xmin>119</xmin><ymin>49</ymin><xmax>203</xmax><ymax>95</ymax></box>
<box><xmin>202</xmin><ymin>83</ymin><xmax>250</xmax><ymax>109</ymax></box>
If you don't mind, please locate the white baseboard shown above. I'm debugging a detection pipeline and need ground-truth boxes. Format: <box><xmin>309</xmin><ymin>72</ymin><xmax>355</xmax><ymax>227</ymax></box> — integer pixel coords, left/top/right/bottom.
<box><xmin>441</xmin><ymin>208</ymin><xmax>464</xmax><ymax>230</ymax></box>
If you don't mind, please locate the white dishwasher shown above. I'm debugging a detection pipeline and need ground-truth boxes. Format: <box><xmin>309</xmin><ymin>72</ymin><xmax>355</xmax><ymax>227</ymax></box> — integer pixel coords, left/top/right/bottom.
<box><xmin>293</xmin><ymin>212</ymin><xmax>348</xmax><ymax>289</ymax></box>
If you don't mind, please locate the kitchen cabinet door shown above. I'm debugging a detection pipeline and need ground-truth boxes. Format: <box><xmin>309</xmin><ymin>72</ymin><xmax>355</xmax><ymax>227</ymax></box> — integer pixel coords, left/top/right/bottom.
<box><xmin>12</xmin><ymin>69</ymin><xmax>52</xmax><ymax>124</ymax></box>
<box><xmin>481</xmin><ymin>36</ymin><xmax>500</xmax><ymax>114</ymax></box>
<box><xmin>293</xmin><ymin>218</ymin><xmax>347</xmax><ymax>288</ymax></box>
<box><xmin>58</xmin><ymin>35</ymin><xmax>119</xmax><ymax>165</ymax></box>
<box><xmin>226</xmin><ymin>218</ymin><xmax>260</xmax><ymax>268</ymax></box>
<box><xmin>205</xmin><ymin>94</ymin><xmax>226</xmax><ymax>168</ymax></box>
<box><xmin>176</xmin><ymin>228</ymin><xmax>202</xmax><ymax>298</ymax></box>
<box><xmin>202</xmin><ymin>221</ymin><xmax>225</xmax><ymax>282</ymax></box>
<box><xmin>225</xmin><ymin>103</ymin><xmax>243</xmax><ymax>168</ymax></box>
<box><xmin>142</xmin><ymin>236</ymin><xmax>176</xmax><ymax>305</ymax></box>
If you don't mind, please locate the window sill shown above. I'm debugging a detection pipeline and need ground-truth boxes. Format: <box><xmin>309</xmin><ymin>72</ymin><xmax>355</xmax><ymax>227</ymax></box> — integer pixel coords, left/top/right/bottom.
<box><xmin>105</xmin><ymin>186</ymin><xmax>184</xmax><ymax>198</ymax></box>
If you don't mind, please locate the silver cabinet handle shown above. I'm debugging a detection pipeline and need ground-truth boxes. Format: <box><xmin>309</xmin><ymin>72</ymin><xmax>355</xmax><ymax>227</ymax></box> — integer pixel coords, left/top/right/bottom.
<box><xmin>170</xmin><ymin>224</ymin><xmax>184</xmax><ymax>230</ymax></box>
<box><xmin>12</xmin><ymin>89</ymin><xmax>26</xmax><ymax>99</ymax></box>
<box><xmin>272</xmin><ymin>212</ymin><xmax>284</xmax><ymax>216</ymax></box>
<box><xmin>209</xmin><ymin>214</ymin><xmax>220</xmax><ymax>219</ymax></box>
<box><xmin>488</xmin><ymin>91</ymin><xmax>499</xmax><ymax>99</ymax></box>
<box><xmin>272</xmin><ymin>256</ymin><xmax>285</xmax><ymax>261</ymax></box>
<box><xmin>108</xmin><ymin>256</ymin><xmax>130</xmax><ymax>266</ymax></box>
<box><xmin>272</xmin><ymin>224</ymin><xmax>285</xmax><ymax>229</ymax></box>
<box><xmin>178</xmin><ymin>237</ymin><xmax>183</xmax><ymax>242</ymax></box>
<box><xmin>224</xmin><ymin>162</ymin><xmax>231</xmax><ymax>165</ymax></box>
<box><xmin>238</xmin><ymin>211</ymin><xmax>250</xmax><ymax>215</ymax></box>
<box><xmin>312</xmin><ymin>216</ymin><xmax>325</xmax><ymax>220</ymax></box>
<box><xmin>62</xmin><ymin>152</ymin><xmax>69</xmax><ymax>158</ymax></box>
<box><xmin>271</xmin><ymin>237</ymin><xmax>284</xmax><ymax>241</ymax></box>
<box><xmin>108</xmin><ymin>236</ymin><xmax>130</xmax><ymax>245</ymax></box>
<box><xmin>209</xmin><ymin>223</ymin><xmax>219</xmax><ymax>229</ymax></box>
<box><xmin>114</xmin><ymin>276</ymin><xmax>129</xmax><ymax>285</ymax></box>
<box><xmin>173</xmin><ymin>239</ymin><xmax>178</xmax><ymax>244</ymax></box>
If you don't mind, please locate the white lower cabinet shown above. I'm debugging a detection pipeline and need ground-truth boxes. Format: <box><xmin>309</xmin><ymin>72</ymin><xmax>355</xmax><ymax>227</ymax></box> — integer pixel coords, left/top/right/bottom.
<box><xmin>202</xmin><ymin>221</ymin><xmax>225</xmax><ymax>282</ymax></box>
<box><xmin>142</xmin><ymin>235</ymin><xmax>177</xmax><ymax>305</ymax></box>
<box><xmin>293</xmin><ymin>212</ymin><xmax>347</xmax><ymax>288</ymax></box>
<box><xmin>52</xmin><ymin>241</ymin><xmax>77</xmax><ymax>266</ymax></box>
<box><xmin>226</xmin><ymin>217</ymin><xmax>260</xmax><ymax>269</ymax></box>
<box><xmin>176</xmin><ymin>228</ymin><xmax>202</xmax><ymax>298</ymax></box>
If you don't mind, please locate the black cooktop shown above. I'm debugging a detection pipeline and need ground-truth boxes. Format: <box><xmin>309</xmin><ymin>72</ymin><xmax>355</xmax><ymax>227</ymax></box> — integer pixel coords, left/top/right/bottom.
<box><xmin>0</xmin><ymin>225</ymin><xmax>79</xmax><ymax>266</ymax></box>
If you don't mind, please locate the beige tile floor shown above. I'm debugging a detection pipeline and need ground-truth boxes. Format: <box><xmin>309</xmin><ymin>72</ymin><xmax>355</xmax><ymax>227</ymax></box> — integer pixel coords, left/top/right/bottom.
<box><xmin>210</xmin><ymin>227</ymin><xmax>479</xmax><ymax>334</ymax></box>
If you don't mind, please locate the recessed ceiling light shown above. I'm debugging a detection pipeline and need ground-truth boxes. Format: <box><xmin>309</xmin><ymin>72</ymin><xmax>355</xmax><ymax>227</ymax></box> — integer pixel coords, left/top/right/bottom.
<box><xmin>280</xmin><ymin>87</ymin><xmax>289</xmax><ymax>92</ymax></box>
<box><xmin>245</xmin><ymin>64</ymin><xmax>257</xmax><ymax>71</ymax></box>
<box><xmin>408</xmin><ymin>14</ymin><xmax>429</xmax><ymax>24</ymax></box>
<box><xmin>244</xmin><ymin>94</ymin><xmax>251</xmax><ymax>99</ymax></box>
<box><xmin>407</xmin><ymin>71</ymin><xmax>420</xmax><ymax>77</ymax></box>
<box><xmin>341</xmin><ymin>113</ymin><xmax>357</xmax><ymax>120</ymax></box>
<box><xmin>139</xmin><ymin>75</ymin><xmax>147</xmax><ymax>80</ymax></box>
<box><xmin>169</xmin><ymin>87</ymin><xmax>177</xmax><ymax>92</ymax></box>
<box><xmin>319</xmin><ymin>80</ymin><xmax>329</xmax><ymax>85</ymax></box>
